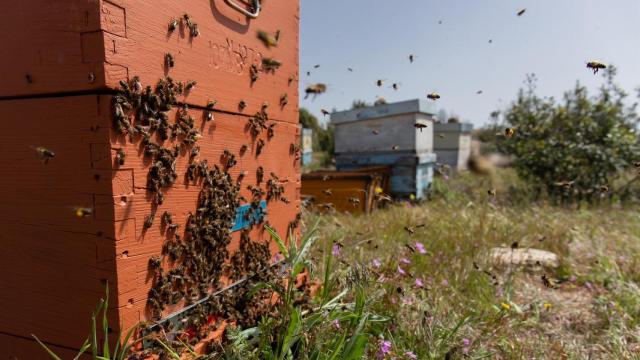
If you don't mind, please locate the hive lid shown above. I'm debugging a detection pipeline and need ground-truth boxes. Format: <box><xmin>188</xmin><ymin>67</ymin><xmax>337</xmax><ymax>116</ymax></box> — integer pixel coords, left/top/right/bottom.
<box><xmin>330</xmin><ymin>99</ymin><xmax>436</xmax><ymax>124</ymax></box>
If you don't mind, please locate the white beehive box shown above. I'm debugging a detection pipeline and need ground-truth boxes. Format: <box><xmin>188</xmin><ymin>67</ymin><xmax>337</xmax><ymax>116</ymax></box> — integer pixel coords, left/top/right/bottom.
<box><xmin>434</xmin><ymin>122</ymin><xmax>473</xmax><ymax>170</ymax></box>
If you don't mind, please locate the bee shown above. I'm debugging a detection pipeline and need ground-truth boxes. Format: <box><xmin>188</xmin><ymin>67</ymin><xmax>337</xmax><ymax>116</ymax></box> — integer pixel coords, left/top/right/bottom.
<box><xmin>314</xmin><ymin>64</ymin><xmax>320</xmax><ymax>69</ymax></box>
<box><xmin>72</xmin><ymin>207</ymin><xmax>93</xmax><ymax>218</ymax></box>
<box><xmin>222</xmin><ymin>149</ymin><xmax>237</xmax><ymax>168</ymax></box>
<box><xmin>427</xmin><ymin>92</ymin><xmax>441</xmax><ymax>100</ymax></box>
<box><xmin>511</xmin><ymin>241</ymin><xmax>519</xmax><ymax>249</ymax></box>
<box><xmin>168</xmin><ymin>18</ymin><xmax>178</xmax><ymax>32</ymax></box>
<box><xmin>320</xmin><ymin>203</ymin><xmax>334</xmax><ymax>211</ymax></box>
<box><xmin>404</xmin><ymin>226</ymin><xmax>415</xmax><ymax>235</ymax></box>
<box><xmin>249</xmin><ymin>63</ymin><xmax>259</xmax><ymax>84</ymax></box>
<box><xmin>185</xmin><ymin>80</ymin><xmax>197</xmax><ymax>91</ymax></box>
<box><xmin>237</xmin><ymin>170</ymin><xmax>248</xmax><ymax>183</ymax></box>
<box><xmin>190</xmin><ymin>23</ymin><xmax>199</xmax><ymax>37</ymax></box>
<box><xmin>347</xmin><ymin>67</ymin><xmax>354</xmax><ymax>72</ymax></box>
<box><xmin>348</xmin><ymin>197</ymin><xmax>360</xmax><ymax>207</ymax></box>
<box><xmin>405</xmin><ymin>243</ymin><xmax>416</xmax><ymax>253</ymax></box>
<box><xmin>161</xmin><ymin>211</ymin><xmax>173</xmax><ymax>225</ymax></box>
<box><xmin>376</xmin><ymin>79</ymin><xmax>384</xmax><ymax>87</ymax></box>
<box><xmin>280</xmin><ymin>93</ymin><xmax>288</xmax><ymax>107</ymax></box>
<box><xmin>88</xmin><ymin>72</ymin><xmax>96</xmax><ymax>84</ymax></box>
<box><xmin>205</xmin><ymin>100</ymin><xmax>216</xmax><ymax>121</ymax></box>
<box><xmin>392</xmin><ymin>83</ymin><xmax>399</xmax><ymax>90</ymax></box>
<box><xmin>143</xmin><ymin>214</ymin><xmax>154</xmax><ymax>230</ymax></box>
<box><xmin>438</xmin><ymin>134</ymin><xmax>445</xmax><ymax>139</ymax></box>
<box><xmin>600</xmin><ymin>185</ymin><xmax>609</xmax><ymax>193</ymax></box>
<box><xmin>31</xmin><ymin>146</ymin><xmax>55</xmax><ymax>164</ymax></box>
<box><xmin>149</xmin><ymin>256</ymin><xmax>161</xmax><ymax>269</ymax></box>
<box><xmin>517</xmin><ymin>8</ymin><xmax>526</xmax><ymax>16</ymax></box>
<box><xmin>257</xmin><ymin>29</ymin><xmax>280</xmax><ymax>48</ymax></box>
<box><xmin>262</xmin><ymin>58</ymin><xmax>282</xmax><ymax>72</ymax></box>
<box><xmin>261</xmin><ymin>101</ymin><xmax>269</xmax><ymax>110</ymax></box>
<box><xmin>541</xmin><ymin>274</ymin><xmax>556</xmax><ymax>289</ymax></box>
<box><xmin>25</xmin><ymin>74</ymin><xmax>33</xmax><ymax>83</ymax></box>
<box><xmin>488</xmin><ymin>189</ymin><xmax>496</xmax><ymax>196</ymax></box>
<box><xmin>165</xmin><ymin>53</ymin><xmax>175</xmax><ymax>68</ymax></box>
<box><xmin>504</xmin><ymin>127</ymin><xmax>515</xmax><ymax>137</ymax></box>
<box><xmin>392</xmin><ymin>145</ymin><xmax>400</xmax><ymax>150</ymax></box>
<box><xmin>414</xmin><ymin>122</ymin><xmax>428</xmax><ymax>132</ymax></box>
<box><xmin>240</xmin><ymin>144</ymin><xmax>248</xmax><ymax>154</ymax></box>
<box><xmin>321</xmin><ymin>109</ymin><xmax>330</xmax><ymax>117</ymax></box>
<box><xmin>554</xmin><ymin>180</ymin><xmax>574</xmax><ymax>189</ymax></box>
<box><xmin>306</xmin><ymin>71</ymin><xmax>311</xmax><ymax>76</ymax></box>
<box><xmin>322</xmin><ymin>189</ymin><xmax>332</xmax><ymax>196</ymax></box>
<box><xmin>256</xmin><ymin>139</ymin><xmax>265</xmax><ymax>156</ymax></box>
<box><xmin>372</xmin><ymin>130</ymin><xmax>380</xmax><ymax>135</ymax></box>
<box><xmin>634</xmin><ymin>161</ymin><xmax>640</xmax><ymax>168</ymax></box>
<box><xmin>115</xmin><ymin>148</ymin><xmax>126</xmax><ymax>165</ymax></box>
<box><xmin>477</xmin><ymin>90</ymin><xmax>483</xmax><ymax>94</ymax></box>
<box><xmin>586</xmin><ymin>61</ymin><xmax>607</xmax><ymax>74</ymax></box>
<box><xmin>322</xmin><ymin>175</ymin><xmax>330</xmax><ymax>181</ymax></box>
<box><xmin>267</xmin><ymin>123</ymin><xmax>276</xmax><ymax>139</ymax></box>
<box><xmin>409</xmin><ymin>54</ymin><xmax>415</xmax><ymax>63</ymax></box>
<box><xmin>239</xmin><ymin>100</ymin><xmax>247</xmax><ymax>111</ymax></box>
<box><xmin>305</xmin><ymin>83</ymin><xmax>327</xmax><ymax>99</ymax></box>
<box><xmin>183</xmin><ymin>13</ymin><xmax>193</xmax><ymax>28</ymax></box>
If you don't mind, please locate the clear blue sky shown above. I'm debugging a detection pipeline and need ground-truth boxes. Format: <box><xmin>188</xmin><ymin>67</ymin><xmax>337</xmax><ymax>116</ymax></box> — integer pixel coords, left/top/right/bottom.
<box><xmin>299</xmin><ymin>0</ymin><xmax>640</xmax><ymax>128</ymax></box>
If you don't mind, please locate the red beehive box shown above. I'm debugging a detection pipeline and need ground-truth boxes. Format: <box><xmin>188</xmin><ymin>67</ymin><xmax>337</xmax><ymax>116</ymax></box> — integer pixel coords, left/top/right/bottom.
<box><xmin>0</xmin><ymin>0</ymin><xmax>300</xmax><ymax>357</ymax></box>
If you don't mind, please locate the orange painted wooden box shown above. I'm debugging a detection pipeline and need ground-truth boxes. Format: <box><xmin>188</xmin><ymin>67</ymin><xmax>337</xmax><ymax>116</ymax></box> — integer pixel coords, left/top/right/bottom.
<box><xmin>0</xmin><ymin>0</ymin><xmax>299</xmax><ymax>357</ymax></box>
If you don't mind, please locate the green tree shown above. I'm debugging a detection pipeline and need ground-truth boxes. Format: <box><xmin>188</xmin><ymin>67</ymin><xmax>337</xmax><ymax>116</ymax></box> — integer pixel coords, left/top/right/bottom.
<box><xmin>299</xmin><ymin>108</ymin><xmax>334</xmax><ymax>155</ymax></box>
<box><xmin>498</xmin><ymin>69</ymin><xmax>640</xmax><ymax>202</ymax></box>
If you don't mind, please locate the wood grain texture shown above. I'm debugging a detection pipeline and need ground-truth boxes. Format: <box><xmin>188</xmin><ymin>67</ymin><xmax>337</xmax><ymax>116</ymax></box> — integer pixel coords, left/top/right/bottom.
<box><xmin>0</xmin><ymin>0</ymin><xmax>300</xmax><ymax>123</ymax></box>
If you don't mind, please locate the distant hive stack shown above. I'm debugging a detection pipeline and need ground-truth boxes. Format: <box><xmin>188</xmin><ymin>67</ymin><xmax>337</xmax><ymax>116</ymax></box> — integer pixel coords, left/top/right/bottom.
<box><xmin>433</xmin><ymin>122</ymin><xmax>473</xmax><ymax>171</ymax></box>
<box><xmin>331</xmin><ymin>99</ymin><xmax>437</xmax><ymax>199</ymax></box>
<box><xmin>0</xmin><ymin>0</ymin><xmax>300</xmax><ymax>356</ymax></box>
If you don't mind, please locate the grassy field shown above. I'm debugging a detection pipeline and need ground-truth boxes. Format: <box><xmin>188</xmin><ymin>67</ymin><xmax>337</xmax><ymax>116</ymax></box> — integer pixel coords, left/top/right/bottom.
<box><xmin>303</xmin><ymin>170</ymin><xmax>640</xmax><ymax>359</ymax></box>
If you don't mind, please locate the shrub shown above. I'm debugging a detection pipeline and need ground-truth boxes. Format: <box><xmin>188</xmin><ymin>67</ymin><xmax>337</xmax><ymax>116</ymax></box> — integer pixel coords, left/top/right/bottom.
<box><xmin>498</xmin><ymin>69</ymin><xmax>640</xmax><ymax>203</ymax></box>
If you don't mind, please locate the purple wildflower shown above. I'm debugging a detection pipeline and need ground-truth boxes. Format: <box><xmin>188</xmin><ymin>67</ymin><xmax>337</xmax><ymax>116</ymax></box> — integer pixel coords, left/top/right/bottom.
<box><xmin>462</xmin><ymin>338</ymin><xmax>470</xmax><ymax>346</ymax></box>
<box><xmin>397</xmin><ymin>265</ymin><xmax>406</xmax><ymax>275</ymax></box>
<box><xmin>441</xmin><ymin>279</ymin><xmax>449</xmax><ymax>286</ymax></box>
<box><xmin>332</xmin><ymin>319</ymin><xmax>340</xmax><ymax>330</ymax></box>
<box><xmin>400</xmin><ymin>257</ymin><xmax>411</xmax><ymax>264</ymax></box>
<box><xmin>372</xmin><ymin>258</ymin><xmax>382</xmax><ymax>268</ymax></box>
<box><xmin>415</xmin><ymin>242</ymin><xmax>427</xmax><ymax>254</ymax></box>
<box><xmin>415</xmin><ymin>278</ymin><xmax>424</xmax><ymax>287</ymax></box>
<box><xmin>332</xmin><ymin>243</ymin><xmax>342</xmax><ymax>256</ymax></box>
<box><xmin>404</xmin><ymin>351</ymin><xmax>418</xmax><ymax>359</ymax></box>
<box><xmin>377</xmin><ymin>340</ymin><xmax>392</xmax><ymax>359</ymax></box>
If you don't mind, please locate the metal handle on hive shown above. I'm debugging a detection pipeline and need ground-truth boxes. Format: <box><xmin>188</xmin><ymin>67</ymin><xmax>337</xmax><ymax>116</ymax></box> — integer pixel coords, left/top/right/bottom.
<box><xmin>224</xmin><ymin>0</ymin><xmax>261</xmax><ymax>18</ymax></box>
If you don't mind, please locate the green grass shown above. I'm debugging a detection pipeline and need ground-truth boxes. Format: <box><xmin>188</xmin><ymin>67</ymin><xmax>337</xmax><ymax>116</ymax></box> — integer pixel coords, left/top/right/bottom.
<box><xmin>305</xmin><ymin>170</ymin><xmax>640</xmax><ymax>359</ymax></box>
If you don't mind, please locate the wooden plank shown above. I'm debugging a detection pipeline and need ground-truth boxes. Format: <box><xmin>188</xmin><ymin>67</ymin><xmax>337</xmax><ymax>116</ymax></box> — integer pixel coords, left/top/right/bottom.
<box><xmin>0</xmin><ymin>0</ymin><xmax>300</xmax><ymax>123</ymax></box>
<box><xmin>1</xmin><ymin>332</ymin><xmax>93</xmax><ymax>360</ymax></box>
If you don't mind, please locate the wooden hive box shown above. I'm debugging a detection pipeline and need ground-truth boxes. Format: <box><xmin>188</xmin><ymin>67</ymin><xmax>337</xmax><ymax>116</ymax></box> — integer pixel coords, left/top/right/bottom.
<box><xmin>0</xmin><ymin>0</ymin><xmax>300</xmax><ymax>357</ymax></box>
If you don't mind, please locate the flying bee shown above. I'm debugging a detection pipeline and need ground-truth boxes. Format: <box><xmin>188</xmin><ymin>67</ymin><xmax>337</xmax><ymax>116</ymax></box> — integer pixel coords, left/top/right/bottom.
<box><xmin>392</xmin><ymin>83</ymin><xmax>399</xmax><ymax>90</ymax></box>
<box><xmin>586</xmin><ymin>61</ymin><xmax>607</xmax><ymax>74</ymax></box>
<box><xmin>257</xmin><ymin>29</ymin><xmax>280</xmax><ymax>48</ymax></box>
<box><xmin>488</xmin><ymin>189</ymin><xmax>496</xmax><ymax>196</ymax></box>
<box><xmin>409</xmin><ymin>54</ymin><xmax>415</xmax><ymax>63</ymax></box>
<box><xmin>321</xmin><ymin>109</ymin><xmax>330</xmax><ymax>117</ymax></box>
<box><xmin>634</xmin><ymin>161</ymin><xmax>640</xmax><ymax>168</ymax></box>
<box><xmin>511</xmin><ymin>241</ymin><xmax>519</xmax><ymax>249</ymax></box>
<box><xmin>165</xmin><ymin>53</ymin><xmax>175</xmax><ymax>68</ymax></box>
<box><xmin>30</xmin><ymin>146</ymin><xmax>55</xmax><ymax>164</ymax></box>
<box><xmin>392</xmin><ymin>145</ymin><xmax>400</xmax><ymax>150</ymax></box>
<box><xmin>322</xmin><ymin>189</ymin><xmax>332</xmax><ymax>196</ymax></box>
<box><xmin>427</xmin><ymin>92</ymin><xmax>441</xmax><ymax>100</ymax></box>
<box><xmin>72</xmin><ymin>207</ymin><xmax>93</xmax><ymax>218</ymax></box>
<box><xmin>504</xmin><ymin>127</ymin><xmax>515</xmax><ymax>137</ymax></box>
<box><xmin>168</xmin><ymin>18</ymin><xmax>178</xmax><ymax>32</ymax></box>
<box><xmin>477</xmin><ymin>90</ymin><xmax>483</xmax><ymax>94</ymax></box>
<box><xmin>404</xmin><ymin>226</ymin><xmax>415</xmax><ymax>235</ymax></box>
<box><xmin>517</xmin><ymin>8</ymin><xmax>526</xmax><ymax>16</ymax></box>
<box><xmin>554</xmin><ymin>180</ymin><xmax>574</xmax><ymax>189</ymax></box>
<box><xmin>115</xmin><ymin>148</ymin><xmax>126</xmax><ymax>165</ymax></box>
<box><xmin>347</xmin><ymin>67</ymin><xmax>354</xmax><ymax>72</ymax></box>
<box><xmin>438</xmin><ymin>134</ymin><xmax>445</xmax><ymax>139</ymax></box>
<box><xmin>262</xmin><ymin>58</ymin><xmax>282</xmax><ymax>72</ymax></box>
<box><xmin>305</xmin><ymin>83</ymin><xmax>327</xmax><ymax>99</ymax></box>
<box><xmin>405</xmin><ymin>243</ymin><xmax>416</xmax><ymax>253</ymax></box>
<box><xmin>376</xmin><ymin>79</ymin><xmax>384</xmax><ymax>87</ymax></box>
<box><xmin>541</xmin><ymin>274</ymin><xmax>556</xmax><ymax>289</ymax></box>
<box><xmin>600</xmin><ymin>185</ymin><xmax>609</xmax><ymax>193</ymax></box>
<box><xmin>372</xmin><ymin>129</ymin><xmax>380</xmax><ymax>135</ymax></box>
<box><xmin>348</xmin><ymin>197</ymin><xmax>360</xmax><ymax>207</ymax></box>
<box><xmin>185</xmin><ymin>80</ymin><xmax>197</xmax><ymax>91</ymax></box>
<box><xmin>322</xmin><ymin>175</ymin><xmax>330</xmax><ymax>181</ymax></box>
<box><xmin>414</xmin><ymin>122</ymin><xmax>428</xmax><ymax>132</ymax></box>
<box><xmin>314</xmin><ymin>64</ymin><xmax>320</xmax><ymax>69</ymax></box>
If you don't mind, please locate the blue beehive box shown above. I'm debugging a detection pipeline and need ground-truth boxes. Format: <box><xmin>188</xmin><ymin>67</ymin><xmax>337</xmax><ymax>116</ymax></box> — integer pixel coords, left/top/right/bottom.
<box><xmin>331</xmin><ymin>99</ymin><xmax>437</xmax><ymax>199</ymax></box>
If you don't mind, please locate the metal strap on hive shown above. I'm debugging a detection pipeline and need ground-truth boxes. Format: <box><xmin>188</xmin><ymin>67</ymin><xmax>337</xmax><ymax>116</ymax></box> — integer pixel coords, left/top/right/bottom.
<box><xmin>224</xmin><ymin>0</ymin><xmax>261</xmax><ymax>18</ymax></box>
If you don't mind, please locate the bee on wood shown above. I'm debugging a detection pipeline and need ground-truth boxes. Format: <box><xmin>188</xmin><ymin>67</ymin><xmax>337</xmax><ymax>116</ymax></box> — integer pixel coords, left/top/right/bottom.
<box><xmin>517</xmin><ymin>8</ymin><xmax>526</xmax><ymax>16</ymax></box>
<box><xmin>189</xmin><ymin>146</ymin><xmax>200</xmax><ymax>161</ymax></box>
<box><xmin>427</xmin><ymin>92</ymin><xmax>441</xmax><ymax>100</ymax></box>
<box><xmin>504</xmin><ymin>127</ymin><xmax>515</xmax><ymax>137</ymax></box>
<box><xmin>256</xmin><ymin>139</ymin><xmax>265</xmax><ymax>156</ymax></box>
<box><xmin>414</xmin><ymin>122</ymin><xmax>428</xmax><ymax>132</ymax></box>
<box><xmin>239</xmin><ymin>100</ymin><xmax>247</xmax><ymax>111</ymax></box>
<box><xmin>88</xmin><ymin>72</ymin><xmax>96</xmax><ymax>84</ymax></box>
<box><xmin>115</xmin><ymin>148</ymin><xmax>126</xmax><ymax>165</ymax></box>
<box><xmin>267</xmin><ymin>123</ymin><xmax>276</xmax><ymax>139</ymax></box>
<box><xmin>409</xmin><ymin>54</ymin><xmax>415</xmax><ymax>63</ymax></box>
<box><xmin>143</xmin><ymin>214</ymin><xmax>155</xmax><ymax>230</ymax></box>
<box><xmin>346</xmin><ymin>197</ymin><xmax>360</xmax><ymax>208</ymax></box>
<box><xmin>190</xmin><ymin>23</ymin><xmax>199</xmax><ymax>37</ymax></box>
<box><xmin>205</xmin><ymin>100</ymin><xmax>216</xmax><ymax>121</ymax></box>
<box><xmin>321</xmin><ymin>109</ymin><xmax>330</xmax><ymax>117</ymax></box>
<box><xmin>262</xmin><ymin>58</ymin><xmax>282</xmax><ymax>72</ymax></box>
<box><xmin>149</xmin><ymin>256</ymin><xmax>161</xmax><ymax>269</ymax></box>
<box><xmin>322</xmin><ymin>189</ymin><xmax>332</xmax><ymax>196</ymax></box>
<box><xmin>320</xmin><ymin>203</ymin><xmax>334</xmax><ymax>211</ymax></box>
<box><xmin>322</xmin><ymin>175</ymin><xmax>330</xmax><ymax>181</ymax></box>
<box><xmin>161</xmin><ymin>211</ymin><xmax>173</xmax><ymax>225</ymax></box>
<box><xmin>165</xmin><ymin>53</ymin><xmax>175</xmax><ymax>68</ymax></box>
<box><xmin>240</xmin><ymin>144</ymin><xmax>248</xmax><ymax>155</ymax></box>
<box><xmin>250</xmin><ymin>64</ymin><xmax>259</xmax><ymax>83</ymax></box>
<box><xmin>305</xmin><ymin>83</ymin><xmax>327</xmax><ymax>99</ymax></box>
<box><xmin>288</xmin><ymin>74</ymin><xmax>296</xmax><ymax>84</ymax></box>
<box><xmin>290</xmin><ymin>143</ymin><xmax>301</xmax><ymax>156</ymax></box>
<box><xmin>257</xmin><ymin>29</ymin><xmax>280</xmax><ymax>48</ymax></box>
<box><xmin>280</xmin><ymin>93</ymin><xmax>288</xmax><ymax>107</ymax></box>
<box><xmin>185</xmin><ymin>80</ymin><xmax>197</xmax><ymax>91</ymax></box>
<box><xmin>30</xmin><ymin>146</ymin><xmax>55</xmax><ymax>164</ymax></box>
<box><xmin>237</xmin><ymin>170</ymin><xmax>248</xmax><ymax>183</ymax></box>
<box><xmin>168</xmin><ymin>18</ymin><xmax>178</xmax><ymax>32</ymax></box>
<box><xmin>72</xmin><ymin>207</ymin><xmax>93</xmax><ymax>218</ymax></box>
<box><xmin>222</xmin><ymin>149</ymin><xmax>237</xmax><ymax>169</ymax></box>
<box><xmin>586</xmin><ymin>61</ymin><xmax>607</xmax><ymax>74</ymax></box>
<box><xmin>25</xmin><ymin>74</ymin><xmax>33</xmax><ymax>84</ymax></box>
